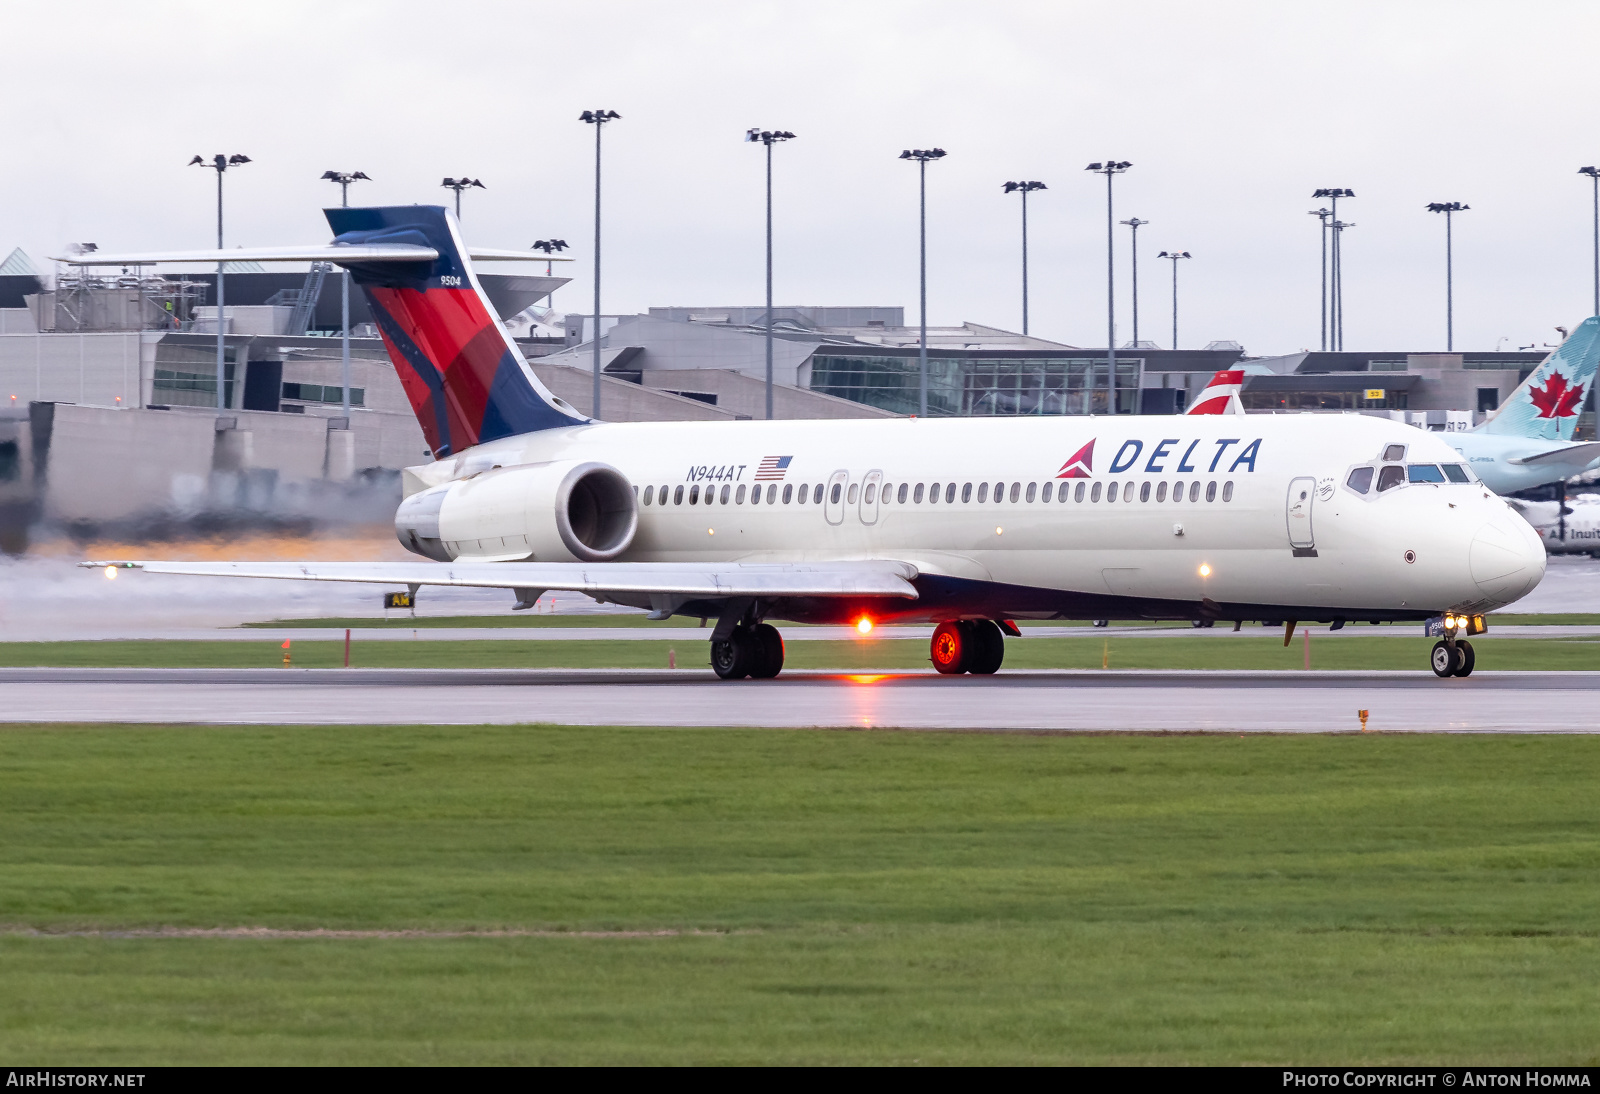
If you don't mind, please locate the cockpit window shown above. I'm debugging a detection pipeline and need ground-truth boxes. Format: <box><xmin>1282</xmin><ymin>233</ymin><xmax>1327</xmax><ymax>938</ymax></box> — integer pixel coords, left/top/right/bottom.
<box><xmin>1442</xmin><ymin>463</ymin><xmax>1471</xmax><ymax>483</ymax></box>
<box><xmin>1346</xmin><ymin>466</ymin><xmax>1374</xmax><ymax>494</ymax></box>
<box><xmin>1382</xmin><ymin>444</ymin><xmax>1407</xmax><ymax>462</ymax></box>
<box><xmin>1376</xmin><ymin>465</ymin><xmax>1406</xmax><ymax>491</ymax></box>
<box><xmin>1407</xmin><ymin>464</ymin><xmax>1446</xmax><ymax>483</ymax></box>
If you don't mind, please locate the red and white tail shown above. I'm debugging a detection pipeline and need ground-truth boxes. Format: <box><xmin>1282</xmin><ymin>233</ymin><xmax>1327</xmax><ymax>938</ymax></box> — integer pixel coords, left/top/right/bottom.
<box><xmin>1185</xmin><ymin>369</ymin><xmax>1246</xmax><ymax>415</ymax></box>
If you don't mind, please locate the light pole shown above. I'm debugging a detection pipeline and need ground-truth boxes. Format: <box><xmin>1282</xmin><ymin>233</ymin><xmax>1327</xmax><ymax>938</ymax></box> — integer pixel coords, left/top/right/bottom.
<box><xmin>1120</xmin><ymin>216</ymin><xmax>1148</xmax><ymax>347</ymax></box>
<box><xmin>1087</xmin><ymin>161</ymin><xmax>1131</xmax><ymax>412</ymax></box>
<box><xmin>581</xmin><ymin>109</ymin><xmax>621</xmax><ymax>418</ymax></box>
<box><xmin>321</xmin><ymin>171</ymin><xmax>371</xmax><ymax>418</ymax></box>
<box><xmin>747</xmin><ymin>128</ymin><xmax>796</xmax><ymax>420</ymax></box>
<box><xmin>1581</xmin><ymin>167</ymin><xmax>1600</xmax><ymax>316</ymax></box>
<box><xmin>1308</xmin><ymin>207</ymin><xmax>1331</xmax><ymax>350</ymax></box>
<box><xmin>189</xmin><ymin>154</ymin><xmax>251</xmax><ymax>412</ymax></box>
<box><xmin>901</xmin><ymin>148</ymin><xmax>947</xmax><ymax>417</ymax></box>
<box><xmin>1003</xmin><ymin>181</ymin><xmax>1046</xmax><ymax>335</ymax></box>
<box><xmin>440</xmin><ymin>177</ymin><xmax>485</xmax><ymax>219</ymax></box>
<box><xmin>1313</xmin><ymin>189</ymin><xmax>1354</xmax><ymax>350</ymax></box>
<box><xmin>1426</xmin><ymin>201</ymin><xmax>1469</xmax><ymax>351</ymax></box>
<box><xmin>1157</xmin><ymin>251</ymin><xmax>1191</xmax><ymax>350</ymax></box>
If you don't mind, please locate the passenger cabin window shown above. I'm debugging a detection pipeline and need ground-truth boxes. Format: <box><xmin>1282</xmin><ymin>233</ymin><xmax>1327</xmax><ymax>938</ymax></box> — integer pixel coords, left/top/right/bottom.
<box><xmin>914</xmin><ymin>483</ymin><xmax>925</xmax><ymax>503</ymax></box>
<box><xmin>1008</xmin><ymin>482</ymin><xmax>1020</xmax><ymax>503</ymax></box>
<box><xmin>797</xmin><ymin>484</ymin><xmax>808</xmax><ymax>503</ymax></box>
<box><xmin>1408</xmin><ymin>464</ymin><xmax>1446</xmax><ymax>483</ymax></box>
<box><xmin>1223</xmin><ymin>481</ymin><xmax>1234</xmax><ymax>502</ymax></box>
<box><xmin>863</xmin><ymin>483</ymin><xmax>875</xmax><ymax>504</ymax></box>
<box><xmin>1075</xmin><ymin>482</ymin><xmax>1086</xmax><ymax>502</ymax></box>
<box><xmin>1189</xmin><ymin>482</ymin><xmax>1200</xmax><ymax>502</ymax></box>
<box><xmin>721</xmin><ymin>485</ymin><xmax>731</xmax><ymax>504</ymax></box>
<box><xmin>644</xmin><ymin>486</ymin><xmax>654</xmax><ymax>505</ymax></box>
<box><xmin>814</xmin><ymin>484</ymin><xmax>824</xmax><ymax>504</ymax></box>
<box><xmin>1383</xmin><ymin>444</ymin><xmax>1407</xmax><ymax>462</ymax></box>
<box><xmin>1091</xmin><ymin>482</ymin><xmax>1103</xmax><ymax>502</ymax></box>
<box><xmin>1156</xmin><ymin>482</ymin><xmax>1168</xmax><ymax>502</ymax></box>
<box><xmin>674</xmin><ymin>485</ymin><xmax>685</xmax><ymax>505</ymax></box>
<box><xmin>1376</xmin><ymin>465</ymin><xmax>1405</xmax><ymax>491</ymax></box>
<box><xmin>898</xmin><ymin>483</ymin><xmax>908</xmax><ymax>503</ymax></box>
<box><xmin>1038</xmin><ymin>482</ymin><xmax>1049</xmax><ymax>502</ymax></box>
<box><xmin>1107</xmin><ymin>482</ymin><xmax>1119</xmax><ymax>502</ymax></box>
<box><xmin>1442</xmin><ymin>464</ymin><xmax>1470</xmax><ymax>483</ymax></box>
<box><xmin>831</xmin><ymin>483</ymin><xmax>843</xmax><ymax>504</ymax></box>
<box><xmin>961</xmin><ymin>483</ymin><xmax>973</xmax><ymax>503</ymax></box>
<box><xmin>977</xmin><ymin>483</ymin><xmax>989</xmax><ymax>503</ymax></box>
<box><xmin>1346</xmin><ymin>466</ymin><xmax>1374</xmax><ymax>494</ymax></box>
<box><xmin>1139</xmin><ymin>482</ymin><xmax>1151</xmax><ymax>502</ymax></box>
<box><xmin>781</xmin><ymin>484</ymin><xmax>791</xmax><ymax>503</ymax></box>
<box><xmin>735</xmin><ymin>484</ymin><xmax>746</xmax><ymax>504</ymax></box>
<box><xmin>1206</xmin><ymin>481</ymin><xmax>1217</xmax><ymax>502</ymax></box>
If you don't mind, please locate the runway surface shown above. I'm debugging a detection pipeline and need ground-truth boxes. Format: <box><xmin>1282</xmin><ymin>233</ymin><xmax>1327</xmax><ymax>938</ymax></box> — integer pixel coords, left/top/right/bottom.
<box><xmin>3</xmin><ymin>667</ymin><xmax>1596</xmax><ymax>733</ymax></box>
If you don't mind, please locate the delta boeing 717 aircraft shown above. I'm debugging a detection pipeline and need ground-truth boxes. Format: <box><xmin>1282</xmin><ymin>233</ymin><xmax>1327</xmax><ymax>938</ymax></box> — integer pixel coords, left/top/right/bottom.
<box><xmin>70</xmin><ymin>205</ymin><xmax>1546</xmax><ymax>679</ymax></box>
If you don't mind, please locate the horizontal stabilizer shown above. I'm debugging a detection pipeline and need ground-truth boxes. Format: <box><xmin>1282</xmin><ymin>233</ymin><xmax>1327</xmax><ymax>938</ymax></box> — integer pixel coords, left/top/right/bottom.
<box><xmin>82</xmin><ymin>559</ymin><xmax>922</xmax><ymax>600</ymax></box>
<box><xmin>52</xmin><ymin>245</ymin><xmax>569</xmax><ymax>266</ymax></box>
<box><xmin>1505</xmin><ymin>441</ymin><xmax>1600</xmax><ymax>467</ymax></box>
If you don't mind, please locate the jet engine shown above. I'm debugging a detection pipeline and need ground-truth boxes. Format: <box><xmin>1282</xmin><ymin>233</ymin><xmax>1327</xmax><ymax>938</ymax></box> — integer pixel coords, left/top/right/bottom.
<box><xmin>395</xmin><ymin>460</ymin><xmax>638</xmax><ymax>563</ymax></box>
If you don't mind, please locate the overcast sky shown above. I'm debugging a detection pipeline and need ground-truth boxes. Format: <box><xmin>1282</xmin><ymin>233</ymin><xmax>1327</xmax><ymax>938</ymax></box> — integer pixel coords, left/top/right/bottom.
<box><xmin>7</xmin><ymin>0</ymin><xmax>1600</xmax><ymax>356</ymax></box>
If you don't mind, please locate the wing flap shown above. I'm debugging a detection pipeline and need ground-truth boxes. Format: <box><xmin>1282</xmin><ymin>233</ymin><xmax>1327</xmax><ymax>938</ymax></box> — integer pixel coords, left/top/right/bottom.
<box><xmin>82</xmin><ymin>559</ymin><xmax>921</xmax><ymax>599</ymax></box>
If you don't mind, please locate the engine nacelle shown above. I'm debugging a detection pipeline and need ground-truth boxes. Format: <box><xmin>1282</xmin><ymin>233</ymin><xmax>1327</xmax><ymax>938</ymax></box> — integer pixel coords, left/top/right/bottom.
<box><xmin>395</xmin><ymin>460</ymin><xmax>638</xmax><ymax>563</ymax></box>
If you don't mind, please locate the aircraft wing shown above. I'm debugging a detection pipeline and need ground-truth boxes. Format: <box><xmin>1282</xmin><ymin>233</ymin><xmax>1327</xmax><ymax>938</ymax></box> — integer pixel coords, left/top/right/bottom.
<box><xmin>80</xmin><ymin>559</ymin><xmax>920</xmax><ymax>599</ymax></box>
<box><xmin>1505</xmin><ymin>441</ymin><xmax>1600</xmax><ymax>467</ymax></box>
<box><xmin>52</xmin><ymin>245</ymin><xmax>570</xmax><ymax>266</ymax></box>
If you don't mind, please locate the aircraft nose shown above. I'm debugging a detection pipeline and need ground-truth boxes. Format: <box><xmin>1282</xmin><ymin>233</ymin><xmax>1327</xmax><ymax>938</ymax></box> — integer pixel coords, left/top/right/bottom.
<box><xmin>1469</xmin><ymin>513</ymin><xmax>1546</xmax><ymax>604</ymax></box>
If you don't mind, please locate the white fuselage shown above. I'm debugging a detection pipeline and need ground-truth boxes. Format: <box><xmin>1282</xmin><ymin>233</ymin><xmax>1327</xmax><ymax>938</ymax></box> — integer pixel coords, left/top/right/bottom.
<box><xmin>410</xmin><ymin>412</ymin><xmax>1546</xmax><ymax>621</ymax></box>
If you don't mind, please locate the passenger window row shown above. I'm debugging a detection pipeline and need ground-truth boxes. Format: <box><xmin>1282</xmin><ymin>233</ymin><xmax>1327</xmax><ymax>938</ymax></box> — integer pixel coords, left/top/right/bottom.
<box><xmin>639</xmin><ymin>478</ymin><xmax>1237</xmax><ymax>506</ymax></box>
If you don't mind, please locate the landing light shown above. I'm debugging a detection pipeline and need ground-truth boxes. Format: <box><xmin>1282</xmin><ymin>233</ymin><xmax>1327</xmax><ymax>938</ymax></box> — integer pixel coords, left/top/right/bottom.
<box><xmin>104</xmin><ymin>566</ymin><xmax>116</xmax><ymax>580</ymax></box>
<box><xmin>856</xmin><ymin>617</ymin><xmax>873</xmax><ymax>635</ymax></box>
<box><xmin>995</xmin><ymin>526</ymin><xmax>1003</xmax><ymax>535</ymax></box>
<box><xmin>1199</xmin><ymin>563</ymin><xmax>1212</xmax><ymax>577</ymax></box>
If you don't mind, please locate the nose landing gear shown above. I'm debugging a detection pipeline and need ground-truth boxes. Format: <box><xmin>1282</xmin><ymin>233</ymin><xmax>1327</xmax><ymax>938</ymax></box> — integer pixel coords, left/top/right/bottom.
<box><xmin>1430</xmin><ymin>638</ymin><xmax>1475</xmax><ymax>678</ymax></box>
<box><xmin>931</xmin><ymin>620</ymin><xmax>1005</xmax><ymax>675</ymax></box>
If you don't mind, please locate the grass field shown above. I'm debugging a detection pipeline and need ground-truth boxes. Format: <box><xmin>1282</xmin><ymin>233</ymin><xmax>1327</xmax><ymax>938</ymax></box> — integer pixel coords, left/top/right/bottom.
<box><xmin>1</xmin><ymin>725</ymin><xmax>1597</xmax><ymax>1064</ymax></box>
<box><xmin>1</xmin><ymin>634</ymin><xmax>1597</xmax><ymax>671</ymax></box>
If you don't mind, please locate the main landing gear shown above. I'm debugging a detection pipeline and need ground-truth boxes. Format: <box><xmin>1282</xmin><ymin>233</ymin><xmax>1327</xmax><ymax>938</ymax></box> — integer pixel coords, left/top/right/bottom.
<box><xmin>930</xmin><ymin>620</ymin><xmax>1005</xmax><ymax>675</ymax></box>
<box><xmin>711</xmin><ymin>622</ymin><xmax>785</xmax><ymax>680</ymax></box>
<box><xmin>1430</xmin><ymin>639</ymin><xmax>1475</xmax><ymax>678</ymax></box>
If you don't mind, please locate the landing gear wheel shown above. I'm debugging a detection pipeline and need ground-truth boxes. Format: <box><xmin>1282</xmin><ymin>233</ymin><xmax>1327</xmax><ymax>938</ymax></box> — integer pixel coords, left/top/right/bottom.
<box><xmin>748</xmin><ymin>623</ymin><xmax>785</xmax><ymax>679</ymax></box>
<box><xmin>1092</xmin><ymin>619</ymin><xmax>1109</xmax><ymax>628</ymax></box>
<box><xmin>711</xmin><ymin>627</ymin><xmax>757</xmax><ymax>680</ymax></box>
<box><xmin>1430</xmin><ymin>640</ymin><xmax>1462</xmax><ymax>678</ymax></box>
<box><xmin>966</xmin><ymin>621</ymin><xmax>1005</xmax><ymax>675</ymax></box>
<box><xmin>1454</xmin><ymin>639</ymin><xmax>1475</xmax><ymax>677</ymax></box>
<box><xmin>931</xmin><ymin>621</ymin><xmax>969</xmax><ymax>674</ymax></box>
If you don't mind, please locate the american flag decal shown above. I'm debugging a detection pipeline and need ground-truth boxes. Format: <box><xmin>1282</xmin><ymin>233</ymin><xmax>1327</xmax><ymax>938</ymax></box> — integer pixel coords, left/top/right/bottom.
<box><xmin>754</xmin><ymin>455</ymin><xmax>793</xmax><ymax>480</ymax></box>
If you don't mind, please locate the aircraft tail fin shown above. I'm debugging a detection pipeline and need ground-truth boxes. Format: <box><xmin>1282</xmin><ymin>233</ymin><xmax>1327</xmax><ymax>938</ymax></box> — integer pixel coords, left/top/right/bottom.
<box><xmin>324</xmin><ymin>205</ymin><xmax>588</xmax><ymax>457</ymax></box>
<box><xmin>1476</xmin><ymin>317</ymin><xmax>1600</xmax><ymax>441</ymax></box>
<box><xmin>1184</xmin><ymin>369</ymin><xmax>1247</xmax><ymax>415</ymax></box>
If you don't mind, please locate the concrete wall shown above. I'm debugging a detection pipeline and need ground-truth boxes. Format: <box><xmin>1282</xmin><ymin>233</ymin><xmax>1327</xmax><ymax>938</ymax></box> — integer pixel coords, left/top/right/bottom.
<box><xmin>0</xmin><ymin>332</ymin><xmax>153</xmax><ymax>408</ymax></box>
<box><xmin>598</xmin><ymin>315</ymin><xmax>820</xmax><ymax>386</ymax></box>
<box><xmin>39</xmin><ymin>402</ymin><xmax>216</xmax><ymax>523</ymax></box>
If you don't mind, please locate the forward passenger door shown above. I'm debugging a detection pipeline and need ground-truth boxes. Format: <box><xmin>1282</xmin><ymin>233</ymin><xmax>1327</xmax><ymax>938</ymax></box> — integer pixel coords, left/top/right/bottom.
<box><xmin>858</xmin><ymin>469</ymin><xmax>883</xmax><ymax>525</ymax></box>
<box><xmin>1286</xmin><ymin>476</ymin><xmax>1316</xmax><ymax>554</ymax></box>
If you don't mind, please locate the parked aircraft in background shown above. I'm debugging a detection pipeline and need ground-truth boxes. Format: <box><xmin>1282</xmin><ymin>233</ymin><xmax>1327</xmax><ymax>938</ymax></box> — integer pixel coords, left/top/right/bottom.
<box><xmin>1186</xmin><ymin>321</ymin><xmax>1600</xmax><ymax>497</ymax></box>
<box><xmin>1507</xmin><ymin>494</ymin><xmax>1600</xmax><ymax>557</ymax></box>
<box><xmin>69</xmin><ymin>206</ymin><xmax>1546</xmax><ymax>679</ymax></box>
<box><xmin>1442</xmin><ymin>318</ymin><xmax>1600</xmax><ymax>495</ymax></box>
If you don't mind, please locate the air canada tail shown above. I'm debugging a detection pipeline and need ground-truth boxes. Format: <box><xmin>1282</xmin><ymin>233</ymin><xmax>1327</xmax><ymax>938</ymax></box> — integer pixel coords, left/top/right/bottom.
<box><xmin>1475</xmin><ymin>316</ymin><xmax>1600</xmax><ymax>441</ymax></box>
<box><xmin>325</xmin><ymin>205</ymin><xmax>588</xmax><ymax>458</ymax></box>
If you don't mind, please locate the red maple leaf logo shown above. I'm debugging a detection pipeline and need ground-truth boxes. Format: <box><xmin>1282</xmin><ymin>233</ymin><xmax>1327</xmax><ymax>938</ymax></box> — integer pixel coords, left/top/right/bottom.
<box><xmin>1528</xmin><ymin>371</ymin><xmax>1586</xmax><ymax>419</ymax></box>
<box><xmin>1057</xmin><ymin>439</ymin><xmax>1094</xmax><ymax>478</ymax></box>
